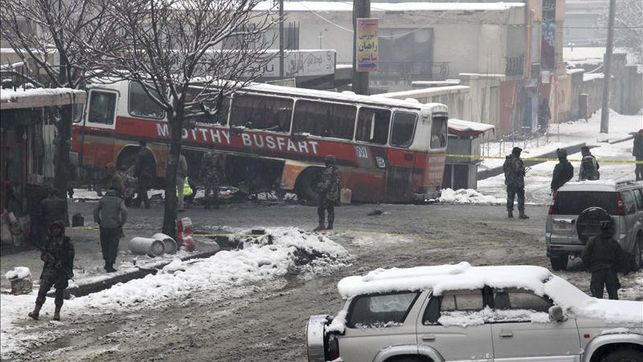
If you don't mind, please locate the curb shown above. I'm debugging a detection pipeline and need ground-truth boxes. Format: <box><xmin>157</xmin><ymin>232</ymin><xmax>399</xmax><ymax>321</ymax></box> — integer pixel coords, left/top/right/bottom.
<box><xmin>48</xmin><ymin>245</ymin><xmax>220</xmax><ymax>299</ymax></box>
<box><xmin>477</xmin><ymin>142</ymin><xmax>588</xmax><ymax>180</ymax></box>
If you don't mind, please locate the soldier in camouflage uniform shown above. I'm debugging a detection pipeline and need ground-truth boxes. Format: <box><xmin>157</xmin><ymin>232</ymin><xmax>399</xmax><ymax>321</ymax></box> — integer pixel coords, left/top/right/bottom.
<box><xmin>503</xmin><ymin>147</ymin><xmax>529</xmax><ymax>219</ymax></box>
<box><xmin>314</xmin><ymin>155</ymin><xmax>342</xmax><ymax>231</ymax></box>
<box><xmin>200</xmin><ymin>151</ymin><xmax>222</xmax><ymax>209</ymax></box>
<box><xmin>28</xmin><ymin>221</ymin><xmax>75</xmax><ymax>321</ymax></box>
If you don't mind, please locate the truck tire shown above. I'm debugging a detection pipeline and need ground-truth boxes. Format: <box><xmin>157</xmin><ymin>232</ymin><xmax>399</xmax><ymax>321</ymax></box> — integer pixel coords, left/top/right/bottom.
<box><xmin>296</xmin><ymin>168</ymin><xmax>322</xmax><ymax>205</ymax></box>
<box><xmin>602</xmin><ymin>348</ymin><xmax>643</xmax><ymax>362</ymax></box>
<box><xmin>550</xmin><ymin>255</ymin><xmax>568</xmax><ymax>271</ymax></box>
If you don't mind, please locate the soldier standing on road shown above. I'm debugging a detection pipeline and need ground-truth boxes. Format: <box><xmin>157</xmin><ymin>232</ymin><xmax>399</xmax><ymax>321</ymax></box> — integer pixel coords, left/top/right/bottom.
<box><xmin>314</xmin><ymin>155</ymin><xmax>342</xmax><ymax>231</ymax></box>
<box><xmin>28</xmin><ymin>221</ymin><xmax>75</xmax><ymax>321</ymax></box>
<box><xmin>551</xmin><ymin>148</ymin><xmax>574</xmax><ymax>193</ymax></box>
<box><xmin>94</xmin><ymin>187</ymin><xmax>128</xmax><ymax>273</ymax></box>
<box><xmin>177</xmin><ymin>153</ymin><xmax>188</xmax><ymax>211</ymax></box>
<box><xmin>581</xmin><ymin>217</ymin><xmax>623</xmax><ymax>300</ymax></box>
<box><xmin>134</xmin><ymin>140</ymin><xmax>156</xmax><ymax>209</ymax></box>
<box><xmin>503</xmin><ymin>147</ymin><xmax>529</xmax><ymax>219</ymax></box>
<box><xmin>633</xmin><ymin>129</ymin><xmax>643</xmax><ymax>181</ymax></box>
<box><xmin>579</xmin><ymin>146</ymin><xmax>600</xmax><ymax>181</ymax></box>
<box><xmin>200</xmin><ymin>151</ymin><xmax>222</xmax><ymax>209</ymax></box>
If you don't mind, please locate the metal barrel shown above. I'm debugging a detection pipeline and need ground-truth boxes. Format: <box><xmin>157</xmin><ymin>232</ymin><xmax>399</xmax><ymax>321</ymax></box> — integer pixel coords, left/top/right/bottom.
<box><xmin>152</xmin><ymin>233</ymin><xmax>177</xmax><ymax>254</ymax></box>
<box><xmin>128</xmin><ymin>237</ymin><xmax>166</xmax><ymax>257</ymax></box>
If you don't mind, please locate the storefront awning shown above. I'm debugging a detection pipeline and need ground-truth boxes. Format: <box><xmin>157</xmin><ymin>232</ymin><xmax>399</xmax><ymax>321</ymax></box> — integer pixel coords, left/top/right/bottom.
<box><xmin>448</xmin><ymin>119</ymin><xmax>495</xmax><ymax>138</ymax></box>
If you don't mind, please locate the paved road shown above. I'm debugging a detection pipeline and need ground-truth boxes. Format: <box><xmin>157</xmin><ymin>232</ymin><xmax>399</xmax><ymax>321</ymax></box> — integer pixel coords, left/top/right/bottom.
<box><xmin>13</xmin><ymin>201</ymin><xmax>643</xmax><ymax>361</ymax></box>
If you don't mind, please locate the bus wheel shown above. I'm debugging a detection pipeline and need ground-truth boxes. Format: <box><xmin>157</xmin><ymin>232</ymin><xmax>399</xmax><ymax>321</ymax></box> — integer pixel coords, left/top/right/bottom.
<box><xmin>296</xmin><ymin>168</ymin><xmax>323</xmax><ymax>205</ymax></box>
<box><xmin>117</xmin><ymin>147</ymin><xmax>141</xmax><ymax>172</ymax></box>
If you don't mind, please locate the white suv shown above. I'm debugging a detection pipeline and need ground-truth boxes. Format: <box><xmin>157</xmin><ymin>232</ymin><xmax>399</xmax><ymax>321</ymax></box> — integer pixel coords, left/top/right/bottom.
<box><xmin>546</xmin><ymin>180</ymin><xmax>643</xmax><ymax>271</ymax></box>
<box><xmin>307</xmin><ymin>262</ymin><xmax>642</xmax><ymax>362</ymax></box>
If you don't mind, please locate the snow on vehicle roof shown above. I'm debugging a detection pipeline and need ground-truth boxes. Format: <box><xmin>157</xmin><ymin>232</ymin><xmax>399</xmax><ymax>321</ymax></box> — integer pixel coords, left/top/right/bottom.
<box><xmin>255</xmin><ymin>1</ymin><xmax>525</xmax><ymax>12</ymax></box>
<box><xmin>337</xmin><ymin>262</ymin><xmax>552</xmax><ymax>298</ymax></box>
<box><xmin>244</xmin><ymin>82</ymin><xmax>446</xmax><ymax>111</ymax></box>
<box><xmin>557</xmin><ymin>180</ymin><xmax>618</xmax><ymax>192</ymax></box>
<box><xmin>0</xmin><ymin>87</ymin><xmax>86</xmax><ymax>110</ymax></box>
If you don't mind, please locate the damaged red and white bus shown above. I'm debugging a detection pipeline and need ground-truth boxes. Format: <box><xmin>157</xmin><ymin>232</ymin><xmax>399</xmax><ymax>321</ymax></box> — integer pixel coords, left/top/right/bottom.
<box><xmin>71</xmin><ymin>80</ymin><xmax>447</xmax><ymax>203</ymax></box>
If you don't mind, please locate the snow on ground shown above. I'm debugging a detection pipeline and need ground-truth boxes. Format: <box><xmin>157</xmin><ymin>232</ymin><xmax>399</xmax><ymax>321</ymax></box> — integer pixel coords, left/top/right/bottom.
<box><xmin>438</xmin><ymin>188</ymin><xmax>505</xmax><ymax>205</ymax></box>
<box><xmin>0</xmin><ymin>227</ymin><xmax>351</xmax><ymax>359</ymax></box>
<box><xmin>478</xmin><ymin>109</ymin><xmax>642</xmax><ymax>204</ymax></box>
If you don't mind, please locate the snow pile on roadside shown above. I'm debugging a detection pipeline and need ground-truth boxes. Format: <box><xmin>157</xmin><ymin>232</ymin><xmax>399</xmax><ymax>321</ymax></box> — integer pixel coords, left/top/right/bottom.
<box><xmin>5</xmin><ymin>267</ymin><xmax>31</xmax><ymax>280</ymax></box>
<box><xmin>0</xmin><ymin>227</ymin><xmax>351</xmax><ymax>359</ymax></box>
<box><xmin>438</xmin><ymin>188</ymin><xmax>504</xmax><ymax>205</ymax></box>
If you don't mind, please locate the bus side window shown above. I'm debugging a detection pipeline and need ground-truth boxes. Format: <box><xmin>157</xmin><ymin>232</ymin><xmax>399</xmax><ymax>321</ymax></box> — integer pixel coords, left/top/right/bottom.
<box><xmin>88</xmin><ymin>90</ymin><xmax>117</xmax><ymax>125</ymax></box>
<box><xmin>390</xmin><ymin>111</ymin><xmax>417</xmax><ymax>147</ymax></box>
<box><xmin>230</xmin><ymin>94</ymin><xmax>292</xmax><ymax>133</ymax></box>
<box><xmin>430</xmin><ymin>116</ymin><xmax>448</xmax><ymax>149</ymax></box>
<box><xmin>356</xmin><ymin>107</ymin><xmax>391</xmax><ymax>145</ymax></box>
<box><xmin>293</xmin><ymin>100</ymin><xmax>356</xmax><ymax>140</ymax></box>
<box><xmin>128</xmin><ymin>82</ymin><xmax>165</xmax><ymax>119</ymax></box>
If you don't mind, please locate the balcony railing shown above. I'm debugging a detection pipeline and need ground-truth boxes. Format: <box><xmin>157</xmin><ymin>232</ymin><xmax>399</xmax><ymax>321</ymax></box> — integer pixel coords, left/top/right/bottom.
<box><xmin>374</xmin><ymin>61</ymin><xmax>450</xmax><ymax>81</ymax></box>
<box><xmin>506</xmin><ymin>54</ymin><xmax>524</xmax><ymax>76</ymax></box>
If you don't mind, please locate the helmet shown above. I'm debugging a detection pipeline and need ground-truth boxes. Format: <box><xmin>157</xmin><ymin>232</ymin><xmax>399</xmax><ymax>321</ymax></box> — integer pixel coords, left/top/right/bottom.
<box><xmin>324</xmin><ymin>155</ymin><xmax>336</xmax><ymax>166</ymax></box>
<box><xmin>556</xmin><ymin>148</ymin><xmax>567</xmax><ymax>159</ymax></box>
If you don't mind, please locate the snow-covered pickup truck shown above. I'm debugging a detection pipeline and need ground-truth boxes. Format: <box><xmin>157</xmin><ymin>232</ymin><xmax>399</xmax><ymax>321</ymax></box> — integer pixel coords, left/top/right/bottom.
<box><xmin>307</xmin><ymin>262</ymin><xmax>643</xmax><ymax>362</ymax></box>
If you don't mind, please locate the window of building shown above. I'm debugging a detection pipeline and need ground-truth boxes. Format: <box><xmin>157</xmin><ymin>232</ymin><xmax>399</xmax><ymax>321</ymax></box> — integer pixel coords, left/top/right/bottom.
<box><xmin>229</xmin><ymin>94</ymin><xmax>293</xmax><ymax>133</ymax></box>
<box><xmin>292</xmin><ymin>100</ymin><xmax>356</xmax><ymax>140</ymax></box>
<box><xmin>87</xmin><ymin>90</ymin><xmax>117</xmax><ymax>125</ymax></box>
<box><xmin>347</xmin><ymin>292</ymin><xmax>419</xmax><ymax>329</ymax></box>
<box><xmin>390</xmin><ymin>111</ymin><xmax>417</xmax><ymax>147</ymax></box>
<box><xmin>356</xmin><ymin>107</ymin><xmax>391</xmax><ymax>145</ymax></box>
<box><xmin>430</xmin><ymin>116</ymin><xmax>448</xmax><ymax>149</ymax></box>
<box><xmin>128</xmin><ymin>82</ymin><xmax>165</xmax><ymax>119</ymax></box>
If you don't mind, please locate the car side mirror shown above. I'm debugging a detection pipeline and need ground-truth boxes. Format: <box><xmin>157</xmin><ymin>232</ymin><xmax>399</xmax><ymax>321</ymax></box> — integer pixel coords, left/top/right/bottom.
<box><xmin>548</xmin><ymin>305</ymin><xmax>565</xmax><ymax>323</ymax></box>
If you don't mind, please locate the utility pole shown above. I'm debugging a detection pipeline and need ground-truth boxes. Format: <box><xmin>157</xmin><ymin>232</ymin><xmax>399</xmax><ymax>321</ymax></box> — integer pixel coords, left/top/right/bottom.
<box><xmin>600</xmin><ymin>0</ymin><xmax>616</xmax><ymax>134</ymax></box>
<box><xmin>352</xmin><ymin>0</ymin><xmax>370</xmax><ymax>95</ymax></box>
<box><xmin>279</xmin><ymin>0</ymin><xmax>284</xmax><ymax>79</ymax></box>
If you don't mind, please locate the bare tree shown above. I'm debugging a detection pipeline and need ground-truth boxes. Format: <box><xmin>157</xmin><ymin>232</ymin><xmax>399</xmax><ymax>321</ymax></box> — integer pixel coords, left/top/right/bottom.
<box><xmin>1</xmin><ymin>0</ymin><xmax>118</xmax><ymax>195</ymax></box>
<box><xmin>95</xmin><ymin>0</ymin><xmax>278</xmax><ymax>237</ymax></box>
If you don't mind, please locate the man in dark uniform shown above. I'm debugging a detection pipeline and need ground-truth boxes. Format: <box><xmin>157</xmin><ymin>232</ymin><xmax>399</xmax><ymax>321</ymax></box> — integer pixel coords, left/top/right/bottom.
<box><xmin>633</xmin><ymin>129</ymin><xmax>643</xmax><ymax>181</ymax></box>
<box><xmin>200</xmin><ymin>151</ymin><xmax>223</xmax><ymax>209</ymax></box>
<box><xmin>314</xmin><ymin>155</ymin><xmax>342</xmax><ymax>231</ymax></box>
<box><xmin>551</xmin><ymin>148</ymin><xmax>574</xmax><ymax>193</ymax></box>
<box><xmin>94</xmin><ymin>188</ymin><xmax>128</xmax><ymax>272</ymax></box>
<box><xmin>134</xmin><ymin>140</ymin><xmax>156</xmax><ymax>209</ymax></box>
<box><xmin>503</xmin><ymin>147</ymin><xmax>528</xmax><ymax>219</ymax></box>
<box><xmin>28</xmin><ymin>221</ymin><xmax>75</xmax><ymax>321</ymax></box>
<box><xmin>581</xmin><ymin>216</ymin><xmax>623</xmax><ymax>300</ymax></box>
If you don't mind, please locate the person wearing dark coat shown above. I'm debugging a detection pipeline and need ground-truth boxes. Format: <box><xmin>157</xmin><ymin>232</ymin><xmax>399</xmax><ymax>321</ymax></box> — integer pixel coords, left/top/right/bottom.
<box><xmin>134</xmin><ymin>140</ymin><xmax>156</xmax><ymax>209</ymax></box>
<box><xmin>314</xmin><ymin>155</ymin><xmax>342</xmax><ymax>231</ymax></box>
<box><xmin>551</xmin><ymin>148</ymin><xmax>574</xmax><ymax>192</ymax></box>
<box><xmin>633</xmin><ymin>129</ymin><xmax>643</xmax><ymax>181</ymax></box>
<box><xmin>28</xmin><ymin>221</ymin><xmax>75</xmax><ymax>321</ymax></box>
<box><xmin>581</xmin><ymin>218</ymin><xmax>624</xmax><ymax>300</ymax></box>
<box><xmin>94</xmin><ymin>188</ymin><xmax>128</xmax><ymax>272</ymax></box>
<box><xmin>503</xmin><ymin>147</ymin><xmax>528</xmax><ymax>219</ymax></box>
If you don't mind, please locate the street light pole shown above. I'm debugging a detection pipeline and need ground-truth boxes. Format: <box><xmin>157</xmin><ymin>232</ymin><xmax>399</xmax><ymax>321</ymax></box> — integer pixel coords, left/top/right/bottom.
<box><xmin>352</xmin><ymin>0</ymin><xmax>370</xmax><ymax>95</ymax></box>
<box><xmin>600</xmin><ymin>0</ymin><xmax>616</xmax><ymax>134</ymax></box>
<box><xmin>279</xmin><ymin>0</ymin><xmax>284</xmax><ymax>79</ymax></box>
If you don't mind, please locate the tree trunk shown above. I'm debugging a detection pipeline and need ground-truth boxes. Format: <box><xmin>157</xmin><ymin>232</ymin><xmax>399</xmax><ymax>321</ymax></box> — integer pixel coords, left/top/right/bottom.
<box><xmin>161</xmin><ymin>111</ymin><xmax>183</xmax><ymax>238</ymax></box>
<box><xmin>54</xmin><ymin>104</ymin><xmax>72</xmax><ymax>197</ymax></box>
